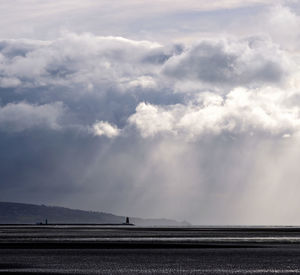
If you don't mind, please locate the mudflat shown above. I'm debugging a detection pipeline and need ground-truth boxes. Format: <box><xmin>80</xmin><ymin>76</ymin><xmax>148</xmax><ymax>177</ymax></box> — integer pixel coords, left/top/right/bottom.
<box><xmin>1</xmin><ymin>225</ymin><xmax>300</xmax><ymax>274</ymax></box>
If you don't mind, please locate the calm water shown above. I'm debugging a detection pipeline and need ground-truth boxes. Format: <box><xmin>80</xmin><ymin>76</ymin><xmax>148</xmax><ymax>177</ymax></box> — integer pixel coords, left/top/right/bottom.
<box><xmin>1</xmin><ymin>225</ymin><xmax>300</xmax><ymax>274</ymax></box>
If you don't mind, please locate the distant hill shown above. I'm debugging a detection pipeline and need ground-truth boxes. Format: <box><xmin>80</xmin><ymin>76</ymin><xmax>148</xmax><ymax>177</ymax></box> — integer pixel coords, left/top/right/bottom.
<box><xmin>0</xmin><ymin>202</ymin><xmax>189</xmax><ymax>226</ymax></box>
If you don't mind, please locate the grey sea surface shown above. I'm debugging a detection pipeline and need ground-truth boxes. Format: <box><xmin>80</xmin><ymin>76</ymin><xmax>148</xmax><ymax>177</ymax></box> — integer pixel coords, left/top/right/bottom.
<box><xmin>1</xmin><ymin>225</ymin><xmax>300</xmax><ymax>274</ymax></box>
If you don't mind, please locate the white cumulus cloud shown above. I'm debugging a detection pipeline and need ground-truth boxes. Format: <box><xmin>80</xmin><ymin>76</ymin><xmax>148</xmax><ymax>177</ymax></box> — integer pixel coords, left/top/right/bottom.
<box><xmin>129</xmin><ymin>87</ymin><xmax>300</xmax><ymax>140</ymax></box>
<box><xmin>93</xmin><ymin>121</ymin><xmax>120</xmax><ymax>138</ymax></box>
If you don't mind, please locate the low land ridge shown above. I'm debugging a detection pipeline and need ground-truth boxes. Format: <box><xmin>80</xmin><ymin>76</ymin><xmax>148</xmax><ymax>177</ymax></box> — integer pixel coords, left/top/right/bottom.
<box><xmin>0</xmin><ymin>201</ymin><xmax>188</xmax><ymax>226</ymax></box>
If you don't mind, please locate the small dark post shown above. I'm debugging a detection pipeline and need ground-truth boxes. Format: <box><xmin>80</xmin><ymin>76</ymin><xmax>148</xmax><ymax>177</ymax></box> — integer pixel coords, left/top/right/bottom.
<box><xmin>45</xmin><ymin>219</ymin><xmax>48</xmax><ymax>225</ymax></box>
<box><xmin>126</xmin><ymin>217</ymin><xmax>130</xmax><ymax>224</ymax></box>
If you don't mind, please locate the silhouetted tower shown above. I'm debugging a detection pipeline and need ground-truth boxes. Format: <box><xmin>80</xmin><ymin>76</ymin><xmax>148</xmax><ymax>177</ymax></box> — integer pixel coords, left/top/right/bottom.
<box><xmin>45</xmin><ymin>219</ymin><xmax>48</xmax><ymax>225</ymax></box>
<box><xmin>126</xmin><ymin>217</ymin><xmax>130</xmax><ymax>224</ymax></box>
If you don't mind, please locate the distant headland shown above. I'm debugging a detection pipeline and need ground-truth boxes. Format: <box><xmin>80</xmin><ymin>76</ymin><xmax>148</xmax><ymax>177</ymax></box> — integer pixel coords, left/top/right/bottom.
<box><xmin>0</xmin><ymin>202</ymin><xmax>190</xmax><ymax>226</ymax></box>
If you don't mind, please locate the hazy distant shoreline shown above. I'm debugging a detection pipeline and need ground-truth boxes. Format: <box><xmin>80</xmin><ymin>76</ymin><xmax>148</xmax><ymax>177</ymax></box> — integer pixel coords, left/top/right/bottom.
<box><xmin>0</xmin><ymin>201</ymin><xmax>188</xmax><ymax>226</ymax></box>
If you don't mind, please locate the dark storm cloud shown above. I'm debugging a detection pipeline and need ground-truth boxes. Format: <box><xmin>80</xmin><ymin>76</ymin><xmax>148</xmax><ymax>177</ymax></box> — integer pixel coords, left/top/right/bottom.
<box><xmin>163</xmin><ymin>38</ymin><xmax>288</xmax><ymax>87</ymax></box>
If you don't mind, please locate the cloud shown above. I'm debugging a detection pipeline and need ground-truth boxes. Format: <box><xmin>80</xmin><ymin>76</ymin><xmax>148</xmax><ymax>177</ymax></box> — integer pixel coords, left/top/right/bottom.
<box><xmin>0</xmin><ymin>0</ymin><xmax>289</xmax><ymax>43</ymax></box>
<box><xmin>259</xmin><ymin>4</ymin><xmax>300</xmax><ymax>51</ymax></box>
<box><xmin>0</xmin><ymin>101</ymin><xmax>64</xmax><ymax>132</ymax></box>
<box><xmin>0</xmin><ymin>3</ymin><xmax>300</xmax><ymax>226</ymax></box>
<box><xmin>0</xmin><ymin>34</ymin><xmax>292</xmax><ymax>96</ymax></box>
<box><xmin>0</xmin><ymin>33</ymin><xmax>163</xmax><ymax>90</ymax></box>
<box><xmin>129</xmin><ymin>87</ymin><xmax>300</xmax><ymax>140</ymax></box>
<box><xmin>92</xmin><ymin>121</ymin><xmax>120</xmax><ymax>138</ymax></box>
<box><xmin>163</xmin><ymin>37</ymin><xmax>290</xmax><ymax>88</ymax></box>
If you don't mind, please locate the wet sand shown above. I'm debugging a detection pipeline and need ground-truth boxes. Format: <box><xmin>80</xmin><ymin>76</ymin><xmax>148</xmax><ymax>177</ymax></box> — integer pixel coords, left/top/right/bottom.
<box><xmin>1</xmin><ymin>225</ymin><xmax>300</xmax><ymax>274</ymax></box>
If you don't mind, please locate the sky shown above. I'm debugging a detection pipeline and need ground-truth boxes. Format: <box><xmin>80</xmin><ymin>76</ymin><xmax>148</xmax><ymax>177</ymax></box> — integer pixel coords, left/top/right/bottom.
<box><xmin>1</xmin><ymin>0</ymin><xmax>300</xmax><ymax>225</ymax></box>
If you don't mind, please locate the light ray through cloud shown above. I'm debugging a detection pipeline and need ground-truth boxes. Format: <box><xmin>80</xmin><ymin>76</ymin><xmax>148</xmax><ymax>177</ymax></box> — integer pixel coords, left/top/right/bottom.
<box><xmin>0</xmin><ymin>1</ymin><xmax>300</xmax><ymax>224</ymax></box>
